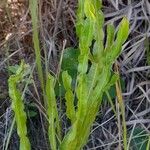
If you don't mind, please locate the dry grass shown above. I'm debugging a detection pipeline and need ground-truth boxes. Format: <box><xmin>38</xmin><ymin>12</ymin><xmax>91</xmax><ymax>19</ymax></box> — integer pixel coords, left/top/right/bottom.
<box><xmin>0</xmin><ymin>0</ymin><xmax>150</xmax><ymax>149</ymax></box>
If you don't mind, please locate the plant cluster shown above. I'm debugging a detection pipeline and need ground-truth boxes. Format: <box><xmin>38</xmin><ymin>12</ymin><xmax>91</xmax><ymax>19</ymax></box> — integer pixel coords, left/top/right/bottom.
<box><xmin>8</xmin><ymin>0</ymin><xmax>130</xmax><ymax>150</ymax></box>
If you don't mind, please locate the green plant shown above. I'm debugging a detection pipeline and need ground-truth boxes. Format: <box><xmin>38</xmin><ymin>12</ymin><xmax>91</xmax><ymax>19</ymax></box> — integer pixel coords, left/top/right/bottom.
<box><xmin>130</xmin><ymin>128</ymin><xmax>149</xmax><ymax>150</ymax></box>
<box><xmin>46</xmin><ymin>73</ymin><xmax>61</xmax><ymax>150</ymax></box>
<box><xmin>59</xmin><ymin>0</ymin><xmax>129</xmax><ymax>149</ymax></box>
<box><xmin>8</xmin><ymin>61</ymin><xmax>31</xmax><ymax>150</ymax></box>
<box><xmin>147</xmin><ymin>136</ymin><xmax>150</xmax><ymax>150</ymax></box>
<box><xmin>55</xmin><ymin>47</ymin><xmax>79</xmax><ymax>97</ymax></box>
<box><xmin>8</xmin><ymin>0</ymin><xmax>129</xmax><ymax>149</ymax></box>
<box><xmin>29</xmin><ymin>0</ymin><xmax>45</xmax><ymax>97</ymax></box>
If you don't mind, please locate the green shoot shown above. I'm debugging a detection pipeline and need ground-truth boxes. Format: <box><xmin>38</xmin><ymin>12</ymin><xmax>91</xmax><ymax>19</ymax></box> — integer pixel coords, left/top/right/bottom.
<box><xmin>29</xmin><ymin>0</ymin><xmax>45</xmax><ymax>96</ymax></box>
<box><xmin>46</xmin><ymin>73</ymin><xmax>61</xmax><ymax>150</ymax></box>
<box><xmin>62</xmin><ymin>71</ymin><xmax>76</xmax><ymax>124</ymax></box>
<box><xmin>8</xmin><ymin>61</ymin><xmax>31</xmax><ymax>150</ymax></box>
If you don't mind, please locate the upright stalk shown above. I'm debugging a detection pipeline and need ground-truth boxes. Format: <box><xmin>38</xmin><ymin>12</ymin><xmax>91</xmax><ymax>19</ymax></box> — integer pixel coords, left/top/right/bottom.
<box><xmin>60</xmin><ymin>0</ymin><xmax>129</xmax><ymax>149</ymax></box>
<box><xmin>8</xmin><ymin>61</ymin><xmax>31</xmax><ymax>150</ymax></box>
<box><xmin>29</xmin><ymin>0</ymin><xmax>45</xmax><ymax>96</ymax></box>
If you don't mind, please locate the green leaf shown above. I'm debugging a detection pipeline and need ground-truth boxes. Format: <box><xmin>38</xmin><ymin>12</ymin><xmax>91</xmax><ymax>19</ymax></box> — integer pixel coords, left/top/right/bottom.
<box><xmin>28</xmin><ymin>110</ymin><xmax>37</xmax><ymax>118</ymax></box>
<box><xmin>103</xmin><ymin>75</ymin><xmax>125</xmax><ymax>101</ymax></box>
<box><xmin>105</xmin><ymin>17</ymin><xmax>129</xmax><ymax>65</ymax></box>
<box><xmin>61</xmin><ymin>47</ymin><xmax>79</xmax><ymax>78</ymax></box>
<box><xmin>78</xmin><ymin>54</ymin><xmax>89</xmax><ymax>74</ymax></box>
<box><xmin>8</xmin><ymin>65</ymin><xmax>19</xmax><ymax>74</ymax></box>
<box><xmin>46</xmin><ymin>73</ymin><xmax>61</xmax><ymax>150</ymax></box>
<box><xmin>105</xmin><ymin>24</ymin><xmax>115</xmax><ymax>50</ymax></box>
<box><xmin>116</xmin><ymin>17</ymin><xmax>129</xmax><ymax>44</ymax></box>
<box><xmin>62</xmin><ymin>71</ymin><xmax>72</xmax><ymax>90</ymax></box>
<box><xmin>64</xmin><ymin>90</ymin><xmax>76</xmax><ymax>123</ymax></box>
<box><xmin>55</xmin><ymin>47</ymin><xmax>79</xmax><ymax>97</ymax></box>
<box><xmin>84</xmin><ymin>0</ymin><xmax>96</xmax><ymax>20</ymax></box>
<box><xmin>104</xmin><ymin>73</ymin><xmax>119</xmax><ymax>92</ymax></box>
<box><xmin>130</xmin><ymin>128</ymin><xmax>149</xmax><ymax>150</ymax></box>
<box><xmin>147</xmin><ymin>137</ymin><xmax>150</xmax><ymax>150</ymax></box>
<box><xmin>26</xmin><ymin>102</ymin><xmax>38</xmax><ymax>118</ymax></box>
<box><xmin>79</xmin><ymin>19</ymin><xmax>95</xmax><ymax>54</ymax></box>
<box><xmin>76</xmin><ymin>0</ymin><xmax>85</xmax><ymax>37</ymax></box>
<box><xmin>62</xmin><ymin>71</ymin><xmax>76</xmax><ymax>123</ymax></box>
<box><xmin>94</xmin><ymin>0</ymin><xmax>102</xmax><ymax>10</ymax></box>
